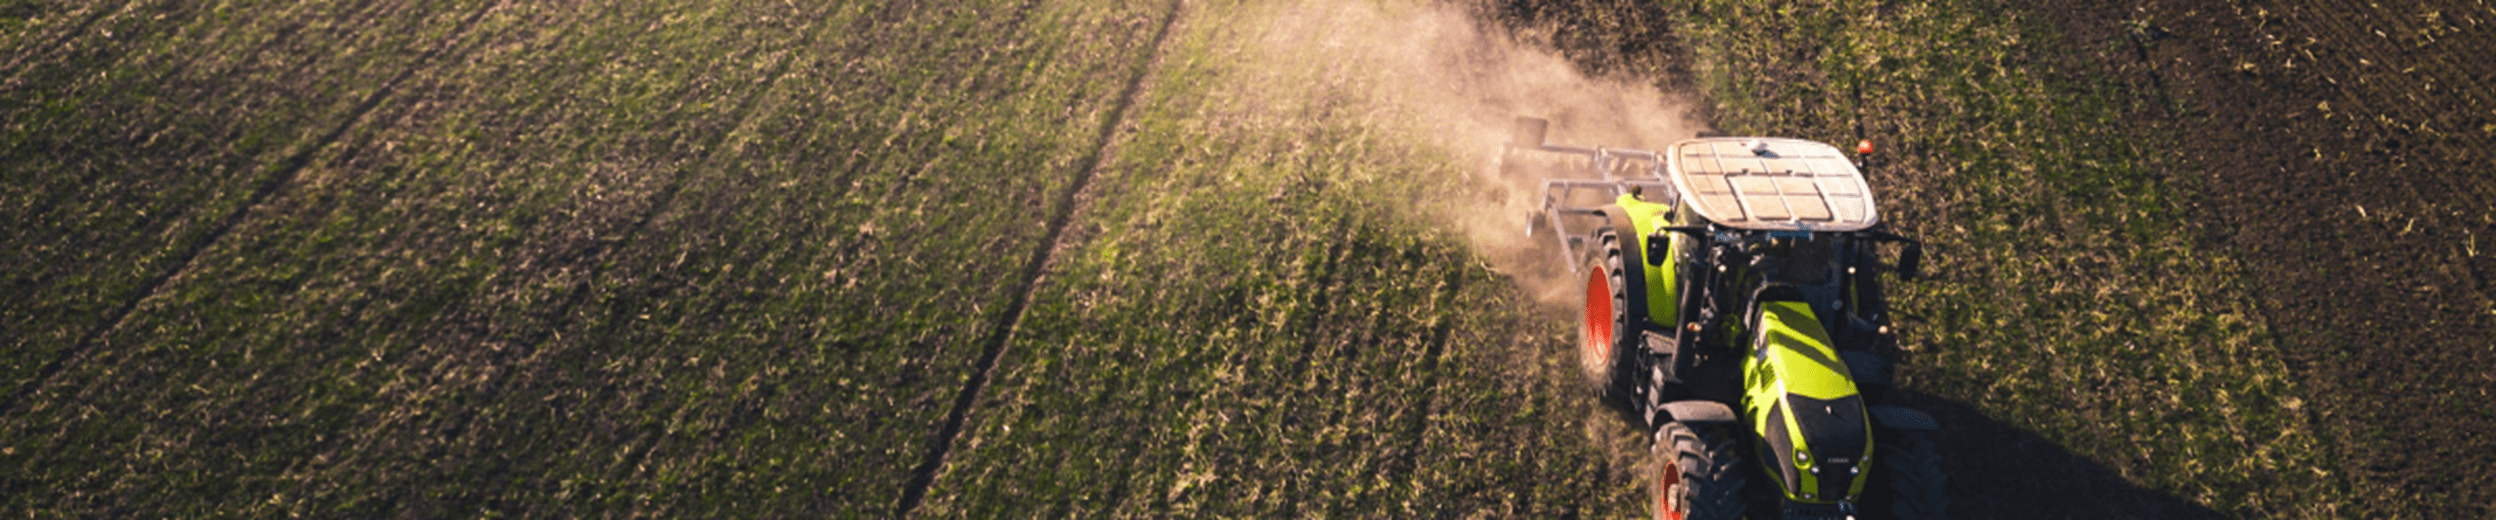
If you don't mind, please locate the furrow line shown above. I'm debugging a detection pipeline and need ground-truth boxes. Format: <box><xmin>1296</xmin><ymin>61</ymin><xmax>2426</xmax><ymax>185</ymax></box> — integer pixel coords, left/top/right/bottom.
<box><xmin>0</xmin><ymin>0</ymin><xmax>508</xmax><ymax>417</ymax></box>
<box><xmin>892</xmin><ymin>0</ymin><xmax>1188</xmax><ymax>516</ymax></box>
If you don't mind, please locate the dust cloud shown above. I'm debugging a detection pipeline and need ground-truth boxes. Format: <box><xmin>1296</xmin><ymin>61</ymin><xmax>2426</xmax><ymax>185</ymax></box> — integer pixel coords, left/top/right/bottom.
<box><xmin>1237</xmin><ymin>0</ymin><xmax>1700</xmax><ymax>305</ymax></box>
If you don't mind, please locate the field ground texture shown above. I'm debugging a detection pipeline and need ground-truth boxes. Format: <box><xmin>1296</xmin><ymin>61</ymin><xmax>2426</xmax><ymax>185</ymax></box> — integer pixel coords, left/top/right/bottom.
<box><xmin>6</xmin><ymin>0</ymin><xmax>1637</xmax><ymax>515</ymax></box>
<box><xmin>2086</xmin><ymin>0</ymin><xmax>2496</xmax><ymax>516</ymax></box>
<box><xmin>3</xmin><ymin>0</ymin><xmax>2488</xmax><ymax>517</ymax></box>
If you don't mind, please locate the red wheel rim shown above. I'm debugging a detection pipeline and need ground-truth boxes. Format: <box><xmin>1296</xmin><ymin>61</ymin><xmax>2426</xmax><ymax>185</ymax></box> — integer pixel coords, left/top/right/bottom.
<box><xmin>1658</xmin><ymin>459</ymin><xmax>1687</xmax><ymax>520</ymax></box>
<box><xmin>1584</xmin><ymin>266</ymin><xmax>1614</xmax><ymax>366</ymax></box>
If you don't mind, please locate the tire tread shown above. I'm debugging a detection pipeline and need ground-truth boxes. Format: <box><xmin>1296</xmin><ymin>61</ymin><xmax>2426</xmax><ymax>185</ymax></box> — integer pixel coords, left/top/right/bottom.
<box><xmin>1875</xmin><ymin>430</ymin><xmax>1948</xmax><ymax>520</ymax></box>
<box><xmin>1653</xmin><ymin>422</ymin><xmax>1746</xmax><ymax>520</ymax></box>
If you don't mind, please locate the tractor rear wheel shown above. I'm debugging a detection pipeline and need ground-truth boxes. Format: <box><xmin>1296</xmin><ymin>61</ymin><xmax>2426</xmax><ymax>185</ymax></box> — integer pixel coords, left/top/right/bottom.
<box><xmin>1579</xmin><ymin>227</ymin><xmax>1644</xmax><ymax>411</ymax></box>
<box><xmin>1650</xmin><ymin>422</ymin><xmax>1745</xmax><ymax>520</ymax></box>
<box><xmin>1865</xmin><ymin>429</ymin><xmax>1948</xmax><ymax>520</ymax></box>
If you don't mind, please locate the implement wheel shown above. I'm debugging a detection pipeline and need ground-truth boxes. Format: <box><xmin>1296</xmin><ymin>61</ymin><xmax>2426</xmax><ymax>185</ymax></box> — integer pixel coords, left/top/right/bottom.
<box><xmin>1650</xmin><ymin>422</ymin><xmax>1746</xmax><ymax>520</ymax></box>
<box><xmin>1579</xmin><ymin>227</ymin><xmax>1644</xmax><ymax>411</ymax></box>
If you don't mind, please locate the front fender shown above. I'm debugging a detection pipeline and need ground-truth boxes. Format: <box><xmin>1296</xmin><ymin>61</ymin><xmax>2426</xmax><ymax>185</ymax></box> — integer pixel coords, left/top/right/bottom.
<box><xmin>1612</xmin><ymin>194</ymin><xmax>1682</xmax><ymax>325</ymax></box>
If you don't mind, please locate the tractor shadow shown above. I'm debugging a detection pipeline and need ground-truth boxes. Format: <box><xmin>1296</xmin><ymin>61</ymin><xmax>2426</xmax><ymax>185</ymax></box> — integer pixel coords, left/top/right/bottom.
<box><xmin>1883</xmin><ymin>390</ymin><xmax>2225</xmax><ymax>519</ymax></box>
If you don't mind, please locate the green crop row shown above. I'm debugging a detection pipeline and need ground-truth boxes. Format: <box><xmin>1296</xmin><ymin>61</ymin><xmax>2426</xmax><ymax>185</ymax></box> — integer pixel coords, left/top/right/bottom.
<box><xmin>1668</xmin><ymin>0</ymin><xmax>2373</xmax><ymax>516</ymax></box>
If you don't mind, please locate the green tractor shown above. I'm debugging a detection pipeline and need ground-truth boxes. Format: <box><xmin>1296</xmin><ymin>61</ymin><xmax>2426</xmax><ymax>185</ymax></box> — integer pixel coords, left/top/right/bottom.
<box><xmin>1506</xmin><ymin>118</ymin><xmax>1945</xmax><ymax>520</ymax></box>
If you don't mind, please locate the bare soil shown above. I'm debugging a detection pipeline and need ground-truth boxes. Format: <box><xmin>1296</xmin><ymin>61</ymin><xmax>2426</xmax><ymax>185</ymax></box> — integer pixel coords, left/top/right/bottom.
<box><xmin>2037</xmin><ymin>0</ymin><xmax>2496</xmax><ymax>515</ymax></box>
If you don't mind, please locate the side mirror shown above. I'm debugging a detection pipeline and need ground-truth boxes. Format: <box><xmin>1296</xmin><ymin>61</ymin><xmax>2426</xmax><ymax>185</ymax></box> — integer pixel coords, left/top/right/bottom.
<box><xmin>1897</xmin><ymin>241</ymin><xmax>1923</xmax><ymax>280</ymax></box>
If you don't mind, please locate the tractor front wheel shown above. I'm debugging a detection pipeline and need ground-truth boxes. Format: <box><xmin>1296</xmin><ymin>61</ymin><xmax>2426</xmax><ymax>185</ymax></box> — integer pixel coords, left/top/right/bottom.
<box><xmin>1865</xmin><ymin>429</ymin><xmax>1948</xmax><ymax>520</ymax></box>
<box><xmin>1650</xmin><ymin>422</ymin><xmax>1746</xmax><ymax>520</ymax></box>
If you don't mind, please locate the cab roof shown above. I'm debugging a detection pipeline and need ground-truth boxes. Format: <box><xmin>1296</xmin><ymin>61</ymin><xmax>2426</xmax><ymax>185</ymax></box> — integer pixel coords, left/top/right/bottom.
<box><xmin>1667</xmin><ymin>138</ymin><xmax>1879</xmax><ymax>232</ymax></box>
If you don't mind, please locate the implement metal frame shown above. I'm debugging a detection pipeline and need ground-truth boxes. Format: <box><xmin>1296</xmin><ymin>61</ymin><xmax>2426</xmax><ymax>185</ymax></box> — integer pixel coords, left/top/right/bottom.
<box><xmin>1510</xmin><ymin>142</ymin><xmax>1678</xmax><ymax>275</ymax></box>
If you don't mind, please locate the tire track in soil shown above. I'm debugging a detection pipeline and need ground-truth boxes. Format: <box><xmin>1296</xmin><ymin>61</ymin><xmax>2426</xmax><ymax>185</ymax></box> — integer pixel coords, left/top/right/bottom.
<box><xmin>892</xmin><ymin>0</ymin><xmax>1188</xmax><ymax>516</ymax></box>
<box><xmin>0</xmin><ymin>0</ymin><xmax>508</xmax><ymax>417</ymax></box>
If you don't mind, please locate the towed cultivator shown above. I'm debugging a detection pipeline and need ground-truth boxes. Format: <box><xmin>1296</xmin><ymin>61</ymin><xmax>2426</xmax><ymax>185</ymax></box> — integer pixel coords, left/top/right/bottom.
<box><xmin>1506</xmin><ymin>118</ymin><xmax>1944</xmax><ymax>520</ymax></box>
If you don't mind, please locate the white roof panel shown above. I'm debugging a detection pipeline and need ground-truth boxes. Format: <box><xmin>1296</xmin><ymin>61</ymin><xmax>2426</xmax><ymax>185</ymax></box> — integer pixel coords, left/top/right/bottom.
<box><xmin>1667</xmin><ymin>138</ymin><xmax>1880</xmax><ymax>231</ymax></box>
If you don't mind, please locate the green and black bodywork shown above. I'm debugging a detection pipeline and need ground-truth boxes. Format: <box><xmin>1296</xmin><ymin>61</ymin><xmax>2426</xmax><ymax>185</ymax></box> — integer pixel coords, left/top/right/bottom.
<box><xmin>1509</xmin><ymin>118</ymin><xmax>1946</xmax><ymax>520</ymax></box>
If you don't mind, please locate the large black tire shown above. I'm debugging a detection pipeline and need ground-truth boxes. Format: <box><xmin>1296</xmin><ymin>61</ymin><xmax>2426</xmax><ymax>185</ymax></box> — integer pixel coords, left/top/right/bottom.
<box><xmin>1579</xmin><ymin>227</ymin><xmax>1644</xmax><ymax>411</ymax></box>
<box><xmin>1865</xmin><ymin>429</ymin><xmax>1948</xmax><ymax>520</ymax></box>
<box><xmin>1649</xmin><ymin>422</ymin><xmax>1746</xmax><ymax>520</ymax></box>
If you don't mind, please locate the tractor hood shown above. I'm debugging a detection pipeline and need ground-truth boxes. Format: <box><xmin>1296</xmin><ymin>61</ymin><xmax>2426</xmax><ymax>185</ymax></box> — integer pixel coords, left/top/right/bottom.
<box><xmin>1745</xmin><ymin>300</ymin><xmax>1874</xmax><ymax>504</ymax></box>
